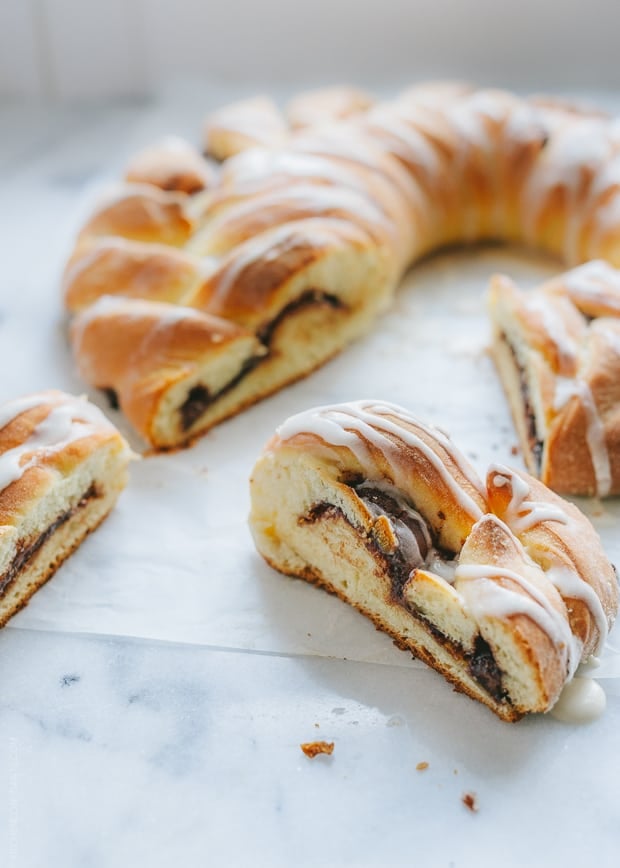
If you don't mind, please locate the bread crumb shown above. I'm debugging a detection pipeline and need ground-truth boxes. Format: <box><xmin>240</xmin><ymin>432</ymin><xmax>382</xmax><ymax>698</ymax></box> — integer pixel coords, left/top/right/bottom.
<box><xmin>416</xmin><ymin>761</ymin><xmax>429</xmax><ymax>771</ymax></box>
<box><xmin>300</xmin><ymin>741</ymin><xmax>334</xmax><ymax>758</ymax></box>
<box><xmin>510</xmin><ymin>444</ymin><xmax>520</xmax><ymax>456</ymax></box>
<box><xmin>462</xmin><ymin>791</ymin><xmax>478</xmax><ymax>812</ymax></box>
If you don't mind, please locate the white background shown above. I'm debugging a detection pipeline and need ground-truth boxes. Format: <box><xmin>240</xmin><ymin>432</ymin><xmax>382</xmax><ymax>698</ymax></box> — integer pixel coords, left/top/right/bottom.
<box><xmin>2</xmin><ymin>0</ymin><xmax>620</xmax><ymax>100</ymax></box>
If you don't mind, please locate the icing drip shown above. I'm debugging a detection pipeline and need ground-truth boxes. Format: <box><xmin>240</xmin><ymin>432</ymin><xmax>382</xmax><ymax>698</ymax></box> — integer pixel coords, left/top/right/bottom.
<box><xmin>0</xmin><ymin>394</ymin><xmax>111</xmax><ymax>495</ymax></box>
<box><xmin>546</xmin><ymin>566</ymin><xmax>609</xmax><ymax>654</ymax></box>
<box><xmin>574</xmin><ymin>381</ymin><xmax>611</xmax><ymax>497</ymax></box>
<box><xmin>552</xmin><ymin>376</ymin><xmax>611</xmax><ymax>497</ymax></box>
<box><xmin>489</xmin><ymin>464</ymin><xmax>569</xmax><ymax>533</ymax></box>
<box><xmin>455</xmin><ymin>563</ymin><xmax>580</xmax><ymax>678</ymax></box>
<box><xmin>278</xmin><ymin>401</ymin><xmax>486</xmax><ymax>520</ymax></box>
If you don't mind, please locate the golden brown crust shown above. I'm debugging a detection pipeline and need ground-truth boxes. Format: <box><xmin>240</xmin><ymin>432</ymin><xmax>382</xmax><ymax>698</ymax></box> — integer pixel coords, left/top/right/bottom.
<box><xmin>69</xmin><ymin>297</ymin><xmax>261</xmax><ymax>447</ymax></box>
<box><xmin>249</xmin><ymin>400</ymin><xmax>618</xmax><ymax>721</ymax></box>
<box><xmin>488</xmin><ymin>264</ymin><xmax>620</xmax><ymax>496</ymax></box>
<box><xmin>65</xmin><ymin>85</ymin><xmax>620</xmax><ymax>449</ymax></box>
<box><xmin>124</xmin><ymin>137</ymin><xmax>217</xmax><ymax>194</ymax></box>
<box><xmin>202</xmin><ymin>96</ymin><xmax>288</xmax><ymax>161</ymax></box>
<box><xmin>286</xmin><ymin>86</ymin><xmax>375</xmax><ymax>130</ymax></box>
<box><xmin>78</xmin><ymin>185</ymin><xmax>194</xmax><ymax>247</ymax></box>
<box><xmin>0</xmin><ymin>391</ymin><xmax>130</xmax><ymax>625</ymax></box>
<box><xmin>63</xmin><ymin>238</ymin><xmax>207</xmax><ymax>312</ymax></box>
<box><xmin>487</xmin><ymin>466</ymin><xmax>618</xmax><ymax>656</ymax></box>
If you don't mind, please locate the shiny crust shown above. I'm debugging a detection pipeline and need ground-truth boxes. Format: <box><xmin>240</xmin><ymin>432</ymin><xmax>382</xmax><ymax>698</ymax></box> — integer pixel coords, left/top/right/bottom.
<box><xmin>125</xmin><ymin>137</ymin><xmax>217</xmax><ymax>194</ymax></box>
<box><xmin>63</xmin><ymin>238</ymin><xmax>207</xmax><ymax>313</ymax></box>
<box><xmin>0</xmin><ymin>391</ymin><xmax>130</xmax><ymax>625</ymax></box>
<box><xmin>487</xmin><ymin>467</ymin><xmax>618</xmax><ymax>657</ymax></box>
<box><xmin>65</xmin><ymin>84</ymin><xmax>620</xmax><ymax>449</ymax></box>
<box><xmin>488</xmin><ymin>263</ymin><xmax>620</xmax><ymax>495</ymax></box>
<box><xmin>202</xmin><ymin>96</ymin><xmax>288</xmax><ymax>161</ymax></box>
<box><xmin>77</xmin><ymin>185</ymin><xmax>194</xmax><ymax>248</ymax></box>
<box><xmin>70</xmin><ymin>297</ymin><xmax>263</xmax><ymax>448</ymax></box>
<box><xmin>249</xmin><ymin>401</ymin><xmax>618</xmax><ymax>721</ymax></box>
<box><xmin>286</xmin><ymin>86</ymin><xmax>375</xmax><ymax>130</ymax></box>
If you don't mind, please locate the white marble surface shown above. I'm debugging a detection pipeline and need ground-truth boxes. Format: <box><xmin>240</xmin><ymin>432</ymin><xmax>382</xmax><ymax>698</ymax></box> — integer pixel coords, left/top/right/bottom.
<box><xmin>1</xmin><ymin>89</ymin><xmax>620</xmax><ymax>867</ymax></box>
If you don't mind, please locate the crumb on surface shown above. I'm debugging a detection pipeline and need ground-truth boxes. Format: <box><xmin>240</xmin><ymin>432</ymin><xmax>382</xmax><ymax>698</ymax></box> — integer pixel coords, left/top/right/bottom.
<box><xmin>510</xmin><ymin>444</ymin><xmax>520</xmax><ymax>455</ymax></box>
<box><xmin>300</xmin><ymin>740</ymin><xmax>334</xmax><ymax>758</ymax></box>
<box><xmin>416</xmin><ymin>761</ymin><xmax>429</xmax><ymax>771</ymax></box>
<box><xmin>462</xmin><ymin>791</ymin><xmax>478</xmax><ymax>812</ymax></box>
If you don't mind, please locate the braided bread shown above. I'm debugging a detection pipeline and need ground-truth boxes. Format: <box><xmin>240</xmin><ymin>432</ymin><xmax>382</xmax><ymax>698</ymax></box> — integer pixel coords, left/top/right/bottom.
<box><xmin>63</xmin><ymin>85</ymin><xmax>620</xmax><ymax>450</ymax></box>
<box><xmin>489</xmin><ymin>261</ymin><xmax>620</xmax><ymax>496</ymax></box>
<box><xmin>249</xmin><ymin>401</ymin><xmax>618</xmax><ymax>721</ymax></box>
<box><xmin>0</xmin><ymin>391</ymin><xmax>131</xmax><ymax>626</ymax></box>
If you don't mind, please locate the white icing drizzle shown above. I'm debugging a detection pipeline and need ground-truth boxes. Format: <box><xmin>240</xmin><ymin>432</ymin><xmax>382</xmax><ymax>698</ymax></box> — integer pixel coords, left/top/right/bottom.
<box><xmin>551</xmin><ymin>375</ymin><xmax>611</xmax><ymax>497</ymax></box>
<box><xmin>525</xmin><ymin>293</ymin><xmax>578</xmax><ymax>374</ymax></box>
<box><xmin>277</xmin><ymin>401</ymin><xmax>486</xmax><ymax>520</ymax></box>
<box><xmin>550</xmin><ymin>671</ymin><xmax>606</xmax><ymax>723</ymax></box>
<box><xmin>71</xmin><ymin>295</ymin><xmax>206</xmax><ymax>352</ymax></box>
<box><xmin>573</xmin><ymin>380</ymin><xmax>612</xmax><ymax>497</ymax></box>
<box><xmin>206</xmin><ymin>97</ymin><xmax>286</xmax><ymax>145</ymax></box>
<box><xmin>201</xmin><ymin>182</ymin><xmax>394</xmax><ymax>251</ymax></box>
<box><xmin>0</xmin><ymin>394</ymin><xmax>112</xmax><ymax>495</ymax></box>
<box><xmin>561</xmin><ymin>259</ymin><xmax>620</xmax><ymax>314</ymax></box>
<box><xmin>546</xmin><ymin>566</ymin><xmax>609</xmax><ymax>655</ymax></box>
<box><xmin>553</xmin><ymin>375</ymin><xmax>578</xmax><ymax>411</ymax></box>
<box><xmin>206</xmin><ymin>219</ymin><xmax>353</xmax><ymax>310</ymax></box>
<box><xmin>521</xmin><ymin>118</ymin><xmax>611</xmax><ymax>260</ymax></box>
<box><xmin>455</xmin><ymin>564</ymin><xmax>580</xmax><ymax>677</ymax></box>
<box><xmin>489</xmin><ymin>464</ymin><xmax>569</xmax><ymax>533</ymax></box>
<box><xmin>489</xmin><ymin>465</ymin><xmax>610</xmax><ymax>654</ymax></box>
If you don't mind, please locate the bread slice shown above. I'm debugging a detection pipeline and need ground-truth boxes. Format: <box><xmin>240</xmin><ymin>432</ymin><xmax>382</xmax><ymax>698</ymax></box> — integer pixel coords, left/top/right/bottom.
<box><xmin>488</xmin><ymin>263</ymin><xmax>620</xmax><ymax>496</ymax></box>
<box><xmin>249</xmin><ymin>400</ymin><xmax>618</xmax><ymax>721</ymax></box>
<box><xmin>0</xmin><ymin>390</ymin><xmax>131</xmax><ymax>625</ymax></box>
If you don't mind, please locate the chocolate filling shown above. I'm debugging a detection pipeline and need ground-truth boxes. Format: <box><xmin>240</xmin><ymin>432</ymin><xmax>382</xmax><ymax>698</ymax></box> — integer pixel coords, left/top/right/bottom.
<box><xmin>501</xmin><ymin>332</ymin><xmax>543</xmax><ymax>473</ymax></box>
<box><xmin>467</xmin><ymin>636</ymin><xmax>507</xmax><ymax>702</ymax></box>
<box><xmin>256</xmin><ymin>289</ymin><xmax>345</xmax><ymax>345</ymax></box>
<box><xmin>178</xmin><ymin>289</ymin><xmax>347</xmax><ymax>432</ymax></box>
<box><xmin>354</xmin><ymin>485</ymin><xmax>432</xmax><ymax>598</ymax></box>
<box><xmin>180</xmin><ymin>384</ymin><xmax>212</xmax><ymax>432</ymax></box>
<box><xmin>179</xmin><ymin>355</ymin><xmax>263</xmax><ymax>432</ymax></box>
<box><xmin>0</xmin><ymin>483</ymin><xmax>101</xmax><ymax>597</ymax></box>
<box><xmin>301</xmin><ymin>490</ymin><xmax>508</xmax><ymax>706</ymax></box>
<box><xmin>103</xmin><ymin>388</ymin><xmax>119</xmax><ymax>411</ymax></box>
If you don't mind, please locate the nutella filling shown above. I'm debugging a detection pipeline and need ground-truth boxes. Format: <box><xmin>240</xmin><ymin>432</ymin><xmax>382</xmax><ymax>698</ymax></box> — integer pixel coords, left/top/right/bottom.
<box><xmin>302</xmin><ymin>483</ymin><xmax>509</xmax><ymax>706</ymax></box>
<box><xmin>354</xmin><ymin>483</ymin><xmax>433</xmax><ymax>597</ymax></box>
<box><xmin>256</xmin><ymin>289</ymin><xmax>345</xmax><ymax>345</ymax></box>
<box><xmin>0</xmin><ymin>483</ymin><xmax>101</xmax><ymax>596</ymax></box>
<box><xmin>178</xmin><ymin>289</ymin><xmax>347</xmax><ymax>432</ymax></box>
<box><xmin>467</xmin><ymin>636</ymin><xmax>507</xmax><ymax>702</ymax></box>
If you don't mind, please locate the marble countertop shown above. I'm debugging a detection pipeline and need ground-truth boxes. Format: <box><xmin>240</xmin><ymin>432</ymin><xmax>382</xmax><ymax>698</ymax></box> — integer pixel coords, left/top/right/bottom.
<box><xmin>1</xmin><ymin>88</ymin><xmax>620</xmax><ymax>868</ymax></box>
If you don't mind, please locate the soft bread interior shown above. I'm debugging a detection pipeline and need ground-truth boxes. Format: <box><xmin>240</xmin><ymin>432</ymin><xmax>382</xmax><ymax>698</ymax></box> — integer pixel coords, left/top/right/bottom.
<box><xmin>250</xmin><ymin>445</ymin><xmax>560</xmax><ymax>721</ymax></box>
<box><xmin>0</xmin><ymin>438</ymin><xmax>129</xmax><ymax>625</ymax></box>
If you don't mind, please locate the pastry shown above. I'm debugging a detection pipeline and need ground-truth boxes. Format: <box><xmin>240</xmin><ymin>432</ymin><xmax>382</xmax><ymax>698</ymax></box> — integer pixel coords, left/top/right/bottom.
<box><xmin>203</xmin><ymin>96</ymin><xmax>288</xmax><ymax>161</ymax></box>
<box><xmin>488</xmin><ymin>260</ymin><xmax>620</xmax><ymax>496</ymax></box>
<box><xmin>63</xmin><ymin>85</ymin><xmax>620</xmax><ymax>449</ymax></box>
<box><xmin>124</xmin><ymin>136</ymin><xmax>217</xmax><ymax>194</ymax></box>
<box><xmin>249</xmin><ymin>400</ymin><xmax>618</xmax><ymax>721</ymax></box>
<box><xmin>0</xmin><ymin>390</ymin><xmax>131</xmax><ymax>626</ymax></box>
<box><xmin>286</xmin><ymin>85</ymin><xmax>375</xmax><ymax>130</ymax></box>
